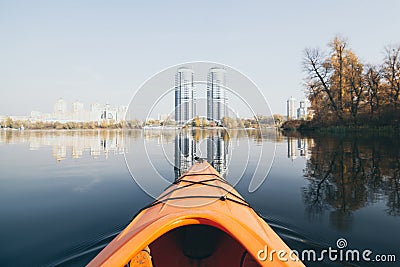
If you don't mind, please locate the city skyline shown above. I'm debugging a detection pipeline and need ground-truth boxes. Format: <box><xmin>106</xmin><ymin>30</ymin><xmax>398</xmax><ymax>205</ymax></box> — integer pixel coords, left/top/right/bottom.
<box><xmin>2</xmin><ymin>2</ymin><xmax>399</xmax><ymax>117</ymax></box>
<box><xmin>0</xmin><ymin>98</ymin><xmax>127</xmax><ymax>123</ymax></box>
<box><xmin>174</xmin><ymin>66</ymin><xmax>229</xmax><ymax>125</ymax></box>
<box><xmin>286</xmin><ymin>96</ymin><xmax>308</xmax><ymax>120</ymax></box>
<box><xmin>1</xmin><ymin>94</ymin><xmax>309</xmax><ymax>125</ymax></box>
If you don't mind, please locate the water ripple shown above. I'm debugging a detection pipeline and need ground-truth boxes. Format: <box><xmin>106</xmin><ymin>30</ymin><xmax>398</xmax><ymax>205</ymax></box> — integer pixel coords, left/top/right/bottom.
<box><xmin>45</xmin><ymin>227</ymin><xmax>123</xmax><ymax>267</ymax></box>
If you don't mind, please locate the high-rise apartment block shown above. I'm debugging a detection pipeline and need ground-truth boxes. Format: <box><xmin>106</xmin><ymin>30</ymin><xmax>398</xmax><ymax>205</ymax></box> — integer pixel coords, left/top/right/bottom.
<box><xmin>287</xmin><ymin>96</ymin><xmax>296</xmax><ymax>120</ymax></box>
<box><xmin>207</xmin><ymin>68</ymin><xmax>227</xmax><ymax>124</ymax></box>
<box><xmin>174</xmin><ymin>67</ymin><xmax>196</xmax><ymax>125</ymax></box>
<box><xmin>174</xmin><ymin>66</ymin><xmax>228</xmax><ymax>126</ymax></box>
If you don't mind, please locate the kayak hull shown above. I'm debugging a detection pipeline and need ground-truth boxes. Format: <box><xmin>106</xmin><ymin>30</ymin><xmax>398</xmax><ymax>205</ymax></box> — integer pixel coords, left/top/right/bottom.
<box><xmin>88</xmin><ymin>161</ymin><xmax>305</xmax><ymax>267</ymax></box>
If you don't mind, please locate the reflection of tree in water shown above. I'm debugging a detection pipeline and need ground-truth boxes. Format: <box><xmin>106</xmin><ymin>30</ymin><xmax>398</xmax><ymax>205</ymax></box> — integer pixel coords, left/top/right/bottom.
<box><xmin>302</xmin><ymin>135</ymin><xmax>400</xmax><ymax>229</ymax></box>
<box><xmin>385</xmin><ymin>158</ymin><xmax>400</xmax><ymax>216</ymax></box>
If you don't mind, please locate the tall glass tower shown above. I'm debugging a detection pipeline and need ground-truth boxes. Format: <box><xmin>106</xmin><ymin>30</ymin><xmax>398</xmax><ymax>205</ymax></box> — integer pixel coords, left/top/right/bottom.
<box><xmin>287</xmin><ymin>96</ymin><xmax>296</xmax><ymax>120</ymax></box>
<box><xmin>207</xmin><ymin>67</ymin><xmax>227</xmax><ymax>124</ymax></box>
<box><xmin>175</xmin><ymin>67</ymin><xmax>196</xmax><ymax>125</ymax></box>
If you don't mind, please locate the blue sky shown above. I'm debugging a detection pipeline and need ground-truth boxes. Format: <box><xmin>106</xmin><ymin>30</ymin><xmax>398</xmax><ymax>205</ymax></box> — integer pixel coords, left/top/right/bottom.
<box><xmin>1</xmin><ymin>0</ymin><xmax>399</xmax><ymax>116</ymax></box>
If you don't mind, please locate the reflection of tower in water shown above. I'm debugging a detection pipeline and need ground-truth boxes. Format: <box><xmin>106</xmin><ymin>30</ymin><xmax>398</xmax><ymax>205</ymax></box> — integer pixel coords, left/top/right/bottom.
<box><xmin>207</xmin><ymin>132</ymin><xmax>228</xmax><ymax>177</ymax></box>
<box><xmin>287</xmin><ymin>137</ymin><xmax>297</xmax><ymax>160</ymax></box>
<box><xmin>174</xmin><ymin>131</ymin><xmax>197</xmax><ymax>179</ymax></box>
<box><xmin>298</xmin><ymin>138</ymin><xmax>308</xmax><ymax>157</ymax></box>
<box><xmin>287</xmin><ymin>137</ymin><xmax>312</xmax><ymax>160</ymax></box>
<box><xmin>174</xmin><ymin>130</ymin><xmax>229</xmax><ymax>179</ymax></box>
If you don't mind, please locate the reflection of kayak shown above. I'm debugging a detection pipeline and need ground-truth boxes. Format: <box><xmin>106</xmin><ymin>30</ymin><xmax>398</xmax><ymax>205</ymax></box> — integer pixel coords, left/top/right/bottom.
<box><xmin>88</xmin><ymin>161</ymin><xmax>305</xmax><ymax>267</ymax></box>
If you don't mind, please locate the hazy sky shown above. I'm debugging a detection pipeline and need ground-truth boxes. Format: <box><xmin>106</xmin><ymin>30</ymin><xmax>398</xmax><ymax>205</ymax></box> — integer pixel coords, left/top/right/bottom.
<box><xmin>1</xmin><ymin>0</ymin><xmax>400</xmax><ymax>116</ymax></box>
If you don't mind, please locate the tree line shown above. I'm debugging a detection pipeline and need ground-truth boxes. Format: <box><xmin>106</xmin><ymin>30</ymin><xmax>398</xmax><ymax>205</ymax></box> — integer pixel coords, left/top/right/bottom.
<box><xmin>0</xmin><ymin>118</ymin><xmax>142</xmax><ymax>130</ymax></box>
<box><xmin>1</xmin><ymin>116</ymin><xmax>280</xmax><ymax>130</ymax></box>
<box><xmin>303</xmin><ymin>35</ymin><xmax>400</xmax><ymax>127</ymax></box>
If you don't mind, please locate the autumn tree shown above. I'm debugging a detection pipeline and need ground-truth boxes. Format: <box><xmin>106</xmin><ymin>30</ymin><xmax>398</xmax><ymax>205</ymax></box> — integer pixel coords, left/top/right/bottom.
<box><xmin>344</xmin><ymin>50</ymin><xmax>364</xmax><ymax>122</ymax></box>
<box><xmin>328</xmin><ymin>36</ymin><xmax>347</xmax><ymax>117</ymax></box>
<box><xmin>273</xmin><ymin>114</ymin><xmax>284</xmax><ymax>126</ymax></box>
<box><xmin>304</xmin><ymin>36</ymin><xmax>371</xmax><ymax>125</ymax></box>
<box><xmin>364</xmin><ymin>64</ymin><xmax>382</xmax><ymax>119</ymax></box>
<box><xmin>236</xmin><ymin>118</ymin><xmax>244</xmax><ymax>128</ymax></box>
<box><xmin>382</xmin><ymin>45</ymin><xmax>400</xmax><ymax>109</ymax></box>
<box><xmin>4</xmin><ymin>117</ymin><xmax>12</xmax><ymax>128</ymax></box>
<box><xmin>201</xmin><ymin>117</ymin><xmax>208</xmax><ymax>127</ymax></box>
<box><xmin>221</xmin><ymin>116</ymin><xmax>238</xmax><ymax>128</ymax></box>
<box><xmin>192</xmin><ymin>116</ymin><xmax>200</xmax><ymax>127</ymax></box>
<box><xmin>303</xmin><ymin>46</ymin><xmax>343</xmax><ymax>123</ymax></box>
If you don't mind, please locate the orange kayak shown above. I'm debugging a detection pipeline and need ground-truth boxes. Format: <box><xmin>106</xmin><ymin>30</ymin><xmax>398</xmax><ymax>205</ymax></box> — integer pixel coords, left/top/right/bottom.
<box><xmin>88</xmin><ymin>161</ymin><xmax>305</xmax><ymax>267</ymax></box>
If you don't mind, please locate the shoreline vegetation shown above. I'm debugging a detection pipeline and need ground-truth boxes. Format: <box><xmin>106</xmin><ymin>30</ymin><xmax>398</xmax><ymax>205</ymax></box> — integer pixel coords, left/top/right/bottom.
<box><xmin>0</xmin><ymin>115</ymin><xmax>280</xmax><ymax>130</ymax></box>
<box><xmin>0</xmin><ymin>119</ymin><xmax>129</xmax><ymax>130</ymax></box>
<box><xmin>283</xmin><ymin>35</ymin><xmax>400</xmax><ymax>135</ymax></box>
<box><xmin>281</xmin><ymin>119</ymin><xmax>399</xmax><ymax>136</ymax></box>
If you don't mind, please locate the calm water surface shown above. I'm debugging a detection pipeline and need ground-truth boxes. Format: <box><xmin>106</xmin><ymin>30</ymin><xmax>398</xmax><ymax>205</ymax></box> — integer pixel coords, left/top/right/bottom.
<box><xmin>0</xmin><ymin>129</ymin><xmax>398</xmax><ymax>267</ymax></box>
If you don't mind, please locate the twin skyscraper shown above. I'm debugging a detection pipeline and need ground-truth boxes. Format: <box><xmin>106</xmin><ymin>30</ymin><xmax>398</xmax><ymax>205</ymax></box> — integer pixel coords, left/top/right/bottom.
<box><xmin>174</xmin><ymin>67</ymin><xmax>228</xmax><ymax>126</ymax></box>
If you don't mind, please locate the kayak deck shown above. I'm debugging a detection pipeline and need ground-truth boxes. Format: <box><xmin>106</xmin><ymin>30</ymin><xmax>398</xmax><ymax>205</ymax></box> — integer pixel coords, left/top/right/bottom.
<box><xmin>88</xmin><ymin>161</ymin><xmax>305</xmax><ymax>267</ymax></box>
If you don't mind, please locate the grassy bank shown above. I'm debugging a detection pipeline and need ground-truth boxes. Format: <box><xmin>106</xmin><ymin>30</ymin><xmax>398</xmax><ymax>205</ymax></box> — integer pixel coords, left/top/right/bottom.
<box><xmin>281</xmin><ymin>120</ymin><xmax>399</xmax><ymax>136</ymax></box>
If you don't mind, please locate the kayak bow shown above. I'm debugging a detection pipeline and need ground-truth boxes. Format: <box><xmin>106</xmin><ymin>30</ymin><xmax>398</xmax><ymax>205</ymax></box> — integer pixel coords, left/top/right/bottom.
<box><xmin>88</xmin><ymin>161</ymin><xmax>305</xmax><ymax>267</ymax></box>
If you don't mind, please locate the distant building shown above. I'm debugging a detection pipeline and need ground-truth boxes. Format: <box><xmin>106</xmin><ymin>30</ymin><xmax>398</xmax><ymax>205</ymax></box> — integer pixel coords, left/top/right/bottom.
<box><xmin>297</xmin><ymin>100</ymin><xmax>307</xmax><ymax>120</ymax></box>
<box><xmin>54</xmin><ymin>98</ymin><xmax>67</xmax><ymax>116</ymax></box>
<box><xmin>31</xmin><ymin>99</ymin><xmax>127</xmax><ymax>123</ymax></box>
<box><xmin>287</xmin><ymin>96</ymin><xmax>296</xmax><ymax>120</ymax></box>
<box><xmin>72</xmin><ymin>101</ymin><xmax>84</xmax><ymax>113</ymax></box>
<box><xmin>72</xmin><ymin>101</ymin><xmax>87</xmax><ymax>121</ymax></box>
<box><xmin>174</xmin><ymin>67</ymin><xmax>196</xmax><ymax>126</ymax></box>
<box><xmin>91</xmin><ymin>103</ymin><xmax>101</xmax><ymax>112</ymax></box>
<box><xmin>91</xmin><ymin>103</ymin><xmax>127</xmax><ymax>122</ymax></box>
<box><xmin>30</xmin><ymin>111</ymin><xmax>51</xmax><ymax>121</ymax></box>
<box><xmin>3</xmin><ymin>98</ymin><xmax>127</xmax><ymax>124</ymax></box>
<box><xmin>207</xmin><ymin>67</ymin><xmax>227</xmax><ymax>124</ymax></box>
<box><xmin>101</xmin><ymin>103</ymin><xmax>114</xmax><ymax>120</ymax></box>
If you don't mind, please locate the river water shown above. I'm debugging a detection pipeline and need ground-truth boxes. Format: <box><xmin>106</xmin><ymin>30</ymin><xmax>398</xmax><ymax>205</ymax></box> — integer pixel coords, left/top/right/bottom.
<box><xmin>0</xmin><ymin>129</ymin><xmax>398</xmax><ymax>266</ymax></box>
